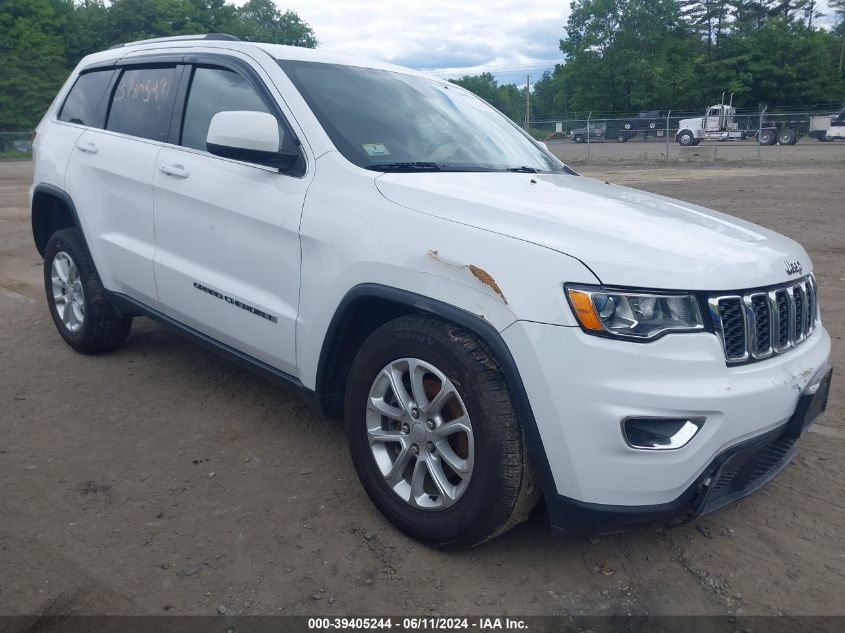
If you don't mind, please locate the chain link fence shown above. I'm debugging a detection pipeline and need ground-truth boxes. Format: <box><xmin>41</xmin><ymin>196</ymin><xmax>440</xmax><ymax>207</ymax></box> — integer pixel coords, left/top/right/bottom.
<box><xmin>4</xmin><ymin>106</ymin><xmax>845</xmax><ymax>165</ymax></box>
<box><xmin>529</xmin><ymin>107</ymin><xmax>845</xmax><ymax>164</ymax></box>
<box><xmin>0</xmin><ymin>131</ymin><xmax>33</xmax><ymax>159</ymax></box>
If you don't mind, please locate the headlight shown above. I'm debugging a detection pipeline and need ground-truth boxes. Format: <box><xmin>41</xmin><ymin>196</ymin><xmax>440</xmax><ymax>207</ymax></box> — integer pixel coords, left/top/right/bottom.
<box><xmin>565</xmin><ymin>285</ymin><xmax>704</xmax><ymax>340</ymax></box>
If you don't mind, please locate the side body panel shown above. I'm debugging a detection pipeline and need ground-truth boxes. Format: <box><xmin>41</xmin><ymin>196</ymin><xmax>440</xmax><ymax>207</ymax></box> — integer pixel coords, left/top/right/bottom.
<box><xmin>63</xmin><ymin>127</ymin><xmax>162</xmax><ymax>305</ymax></box>
<box><xmin>30</xmin><ymin>122</ymin><xmax>84</xmax><ymax>199</ymax></box>
<box><xmin>151</xmin><ymin>49</ymin><xmax>313</xmax><ymax>374</ymax></box>
<box><xmin>294</xmin><ymin>152</ymin><xmax>600</xmax><ymax>392</ymax></box>
<box><xmin>152</xmin><ymin>147</ymin><xmax>309</xmax><ymax>374</ymax></box>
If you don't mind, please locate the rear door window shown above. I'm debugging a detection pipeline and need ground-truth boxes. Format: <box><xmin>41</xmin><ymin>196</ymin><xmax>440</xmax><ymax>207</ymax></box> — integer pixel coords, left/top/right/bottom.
<box><xmin>107</xmin><ymin>66</ymin><xmax>178</xmax><ymax>142</ymax></box>
<box><xmin>58</xmin><ymin>70</ymin><xmax>115</xmax><ymax>127</ymax></box>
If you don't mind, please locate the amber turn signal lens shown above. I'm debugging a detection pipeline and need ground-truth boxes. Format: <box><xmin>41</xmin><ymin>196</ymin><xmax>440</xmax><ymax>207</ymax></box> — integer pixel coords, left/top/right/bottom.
<box><xmin>566</xmin><ymin>289</ymin><xmax>604</xmax><ymax>331</ymax></box>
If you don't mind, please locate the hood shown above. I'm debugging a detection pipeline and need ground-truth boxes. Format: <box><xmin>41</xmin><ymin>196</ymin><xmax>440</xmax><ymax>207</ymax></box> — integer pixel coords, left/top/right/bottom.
<box><xmin>678</xmin><ymin>117</ymin><xmax>701</xmax><ymax>130</ymax></box>
<box><xmin>375</xmin><ymin>172</ymin><xmax>810</xmax><ymax>291</ymax></box>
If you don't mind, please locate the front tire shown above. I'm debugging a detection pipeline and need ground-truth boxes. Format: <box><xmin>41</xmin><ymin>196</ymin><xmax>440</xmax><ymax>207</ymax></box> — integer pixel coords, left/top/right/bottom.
<box><xmin>678</xmin><ymin>130</ymin><xmax>695</xmax><ymax>146</ymax></box>
<box><xmin>344</xmin><ymin>315</ymin><xmax>537</xmax><ymax>548</ymax></box>
<box><xmin>44</xmin><ymin>228</ymin><xmax>132</xmax><ymax>354</ymax></box>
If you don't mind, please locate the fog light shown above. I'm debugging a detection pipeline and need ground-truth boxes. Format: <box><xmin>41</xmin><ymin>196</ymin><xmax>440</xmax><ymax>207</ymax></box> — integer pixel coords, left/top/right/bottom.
<box><xmin>622</xmin><ymin>417</ymin><xmax>705</xmax><ymax>450</ymax></box>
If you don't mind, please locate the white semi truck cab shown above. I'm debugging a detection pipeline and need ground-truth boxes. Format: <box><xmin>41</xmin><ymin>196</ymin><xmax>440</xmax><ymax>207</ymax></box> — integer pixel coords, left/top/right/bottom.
<box><xmin>677</xmin><ymin>93</ymin><xmax>745</xmax><ymax>146</ymax></box>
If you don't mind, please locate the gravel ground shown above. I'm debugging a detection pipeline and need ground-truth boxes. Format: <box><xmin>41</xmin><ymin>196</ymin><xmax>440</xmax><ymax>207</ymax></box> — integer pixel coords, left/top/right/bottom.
<box><xmin>1</xmin><ymin>160</ymin><xmax>843</xmax><ymax>617</ymax></box>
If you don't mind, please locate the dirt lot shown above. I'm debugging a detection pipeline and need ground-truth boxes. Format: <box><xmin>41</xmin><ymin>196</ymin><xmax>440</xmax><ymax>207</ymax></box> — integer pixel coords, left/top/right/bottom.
<box><xmin>1</xmin><ymin>160</ymin><xmax>843</xmax><ymax>617</ymax></box>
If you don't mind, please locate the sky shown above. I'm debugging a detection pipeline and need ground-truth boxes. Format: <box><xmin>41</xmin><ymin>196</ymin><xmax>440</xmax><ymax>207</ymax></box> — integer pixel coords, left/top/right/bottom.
<box><xmin>272</xmin><ymin>1</ymin><xmax>839</xmax><ymax>88</ymax></box>
<box><xmin>277</xmin><ymin>1</ymin><xmax>571</xmax><ymax>87</ymax></box>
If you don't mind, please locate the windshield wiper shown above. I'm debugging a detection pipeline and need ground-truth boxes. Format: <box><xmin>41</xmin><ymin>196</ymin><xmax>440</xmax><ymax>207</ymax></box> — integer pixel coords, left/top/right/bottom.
<box><xmin>365</xmin><ymin>161</ymin><xmax>442</xmax><ymax>172</ymax></box>
<box><xmin>505</xmin><ymin>166</ymin><xmax>541</xmax><ymax>173</ymax></box>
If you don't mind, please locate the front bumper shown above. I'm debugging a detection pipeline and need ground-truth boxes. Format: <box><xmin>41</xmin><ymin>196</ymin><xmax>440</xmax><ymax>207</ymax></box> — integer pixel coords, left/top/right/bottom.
<box><xmin>545</xmin><ymin>359</ymin><xmax>830</xmax><ymax>536</ymax></box>
<box><xmin>501</xmin><ymin>320</ymin><xmax>832</xmax><ymax>508</ymax></box>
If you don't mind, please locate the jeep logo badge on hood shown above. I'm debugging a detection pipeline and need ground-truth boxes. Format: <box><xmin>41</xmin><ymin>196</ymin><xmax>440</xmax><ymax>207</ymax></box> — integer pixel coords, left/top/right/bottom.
<box><xmin>784</xmin><ymin>259</ymin><xmax>803</xmax><ymax>276</ymax></box>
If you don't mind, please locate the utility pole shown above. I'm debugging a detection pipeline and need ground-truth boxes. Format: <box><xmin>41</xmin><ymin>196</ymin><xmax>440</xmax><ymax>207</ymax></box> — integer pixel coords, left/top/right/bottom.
<box><xmin>525</xmin><ymin>74</ymin><xmax>530</xmax><ymax>130</ymax></box>
<box><xmin>835</xmin><ymin>0</ymin><xmax>845</xmax><ymax>73</ymax></box>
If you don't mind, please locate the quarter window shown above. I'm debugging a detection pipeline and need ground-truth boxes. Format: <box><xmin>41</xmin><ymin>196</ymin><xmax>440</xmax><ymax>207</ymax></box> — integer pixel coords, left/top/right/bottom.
<box><xmin>181</xmin><ymin>67</ymin><xmax>273</xmax><ymax>152</ymax></box>
<box><xmin>58</xmin><ymin>70</ymin><xmax>115</xmax><ymax>127</ymax></box>
<box><xmin>107</xmin><ymin>66</ymin><xmax>178</xmax><ymax>141</ymax></box>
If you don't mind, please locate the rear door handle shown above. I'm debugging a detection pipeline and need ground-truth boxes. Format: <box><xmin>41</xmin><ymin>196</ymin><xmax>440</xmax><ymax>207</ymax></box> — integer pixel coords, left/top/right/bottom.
<box><xmin>159</xmin><ymin>163</ymin><xmax>189</xmax><ymax>179</ymax></box>
<box><xmin>75</xmin><ymin>141</ymin><xmax>98</xmax><ymax>154</ymax></box>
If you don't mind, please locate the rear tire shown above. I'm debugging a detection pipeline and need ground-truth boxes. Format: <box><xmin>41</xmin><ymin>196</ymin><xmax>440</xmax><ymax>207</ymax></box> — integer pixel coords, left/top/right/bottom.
<box><xmin>344</xmin><ymin>315</ymin><xmax>538</xmax><ymax>549</ymax></box>
<box><xmin>617</xmin><ymin>134</ymin><xmax>628</xmax><ymax>143</ymax></box>
<box><xmin>759</xmin><ymin>129</ymin><xmax>777</xmax><ymax>146</ymax></box>
<box><xmin>43</xmin><ymin>228</ymin><xmax>132</xmax><ymax>354</ymax></box>
<box><xmin>778</xmin><ymin>129</ymin><xmax>797</xmax><ymax>146</ymax></box>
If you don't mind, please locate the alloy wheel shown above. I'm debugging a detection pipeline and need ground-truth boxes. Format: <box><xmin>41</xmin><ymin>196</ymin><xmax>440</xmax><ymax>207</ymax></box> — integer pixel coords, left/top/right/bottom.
<box><xmin>51</xmin><ymin>251</ymin><xmax>85</xmax><ymax>333</ymax></box>
<box><xmin>366</xmin><ymin>358</ymin><xmax>474</xmax><ymax>511</ymax></box>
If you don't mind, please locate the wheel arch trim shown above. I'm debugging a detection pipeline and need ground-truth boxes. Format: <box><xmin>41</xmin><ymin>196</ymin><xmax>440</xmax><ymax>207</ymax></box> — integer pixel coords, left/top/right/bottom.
<box><xmin>315</xmin><ymin>283</ymin><xmax>557</xmax><ymax>494</ymax></box>
<box><xmin>31</xmin><ymin>183</ymin><xmax>90</xmax><ymax>259</ymax></box>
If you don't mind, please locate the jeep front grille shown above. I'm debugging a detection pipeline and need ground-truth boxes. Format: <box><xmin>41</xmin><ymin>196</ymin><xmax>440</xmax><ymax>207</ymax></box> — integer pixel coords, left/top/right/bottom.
<box><xmin>708</xmin><ymin>275</ymin><xmax>818</xmax><ymax>364</ymax></box>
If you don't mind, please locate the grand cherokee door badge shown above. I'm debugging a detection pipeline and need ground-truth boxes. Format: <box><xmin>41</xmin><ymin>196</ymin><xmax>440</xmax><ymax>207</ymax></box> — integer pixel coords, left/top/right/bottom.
<box><xmin>193</xmin><ymin>282</ymin><xmax>278</xmax><ymax>324</ymax></box>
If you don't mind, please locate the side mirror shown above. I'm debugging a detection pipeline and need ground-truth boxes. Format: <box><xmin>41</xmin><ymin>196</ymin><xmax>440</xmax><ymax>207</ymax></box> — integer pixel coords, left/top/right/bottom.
<box><xmin>206</xmin><ymin>110</ymin><xmax>298</xmax><ymax>171</ymax></box>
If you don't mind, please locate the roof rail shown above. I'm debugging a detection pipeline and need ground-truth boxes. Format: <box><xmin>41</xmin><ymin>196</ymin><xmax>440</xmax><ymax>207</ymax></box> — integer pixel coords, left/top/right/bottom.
<box><xmin>109</xmin><ymin>33</ymin><xmax>240</xmax><ymax>50</ymax></box>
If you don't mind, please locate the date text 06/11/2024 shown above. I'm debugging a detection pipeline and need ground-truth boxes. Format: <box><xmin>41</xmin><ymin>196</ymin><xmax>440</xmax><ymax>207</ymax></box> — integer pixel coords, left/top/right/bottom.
<box><xmin>307</xmin><ymin>617</ymin><xmax>528</xmax><ymax>630</ymax></box>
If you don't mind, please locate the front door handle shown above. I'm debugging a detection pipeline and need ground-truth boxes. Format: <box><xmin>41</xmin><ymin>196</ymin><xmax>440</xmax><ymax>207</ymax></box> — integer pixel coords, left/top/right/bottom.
<box><xmin>75</xmin><ymin>141</ymin><xmax>98</xmax><ymax>154</ymax></box>
<box><xmin>160</xmin><ymin>163</ymin><xmax>189</xmax><ymax>179</ymax></box>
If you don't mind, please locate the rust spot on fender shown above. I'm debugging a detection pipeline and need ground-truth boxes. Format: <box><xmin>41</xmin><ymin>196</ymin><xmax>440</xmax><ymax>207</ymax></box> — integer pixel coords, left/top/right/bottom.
<box><xmin>467</xmin><ymin>265</ymin><xmax>508</xmax><ymax>304</ymax></box>
<box><xmin>427</xmin><ymin>250</ymin><xmax>508</xmax><ymax>305</ymax></box>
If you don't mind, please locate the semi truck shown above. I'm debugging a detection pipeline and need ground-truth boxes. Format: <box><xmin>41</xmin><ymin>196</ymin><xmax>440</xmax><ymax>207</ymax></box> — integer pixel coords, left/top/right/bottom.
<box><xmin>676</xmin><ymin>93</ymin><xmax>805</xmax><ymax>146</ymax></box>
<box><xmin>676</xmin><ymin>93</ymin><xmax>744</xmax><ymax>146</ymax></box>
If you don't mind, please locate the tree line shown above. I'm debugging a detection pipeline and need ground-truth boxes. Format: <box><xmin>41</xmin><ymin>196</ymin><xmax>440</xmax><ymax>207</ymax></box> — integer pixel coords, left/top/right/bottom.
<box><xmin>451</xmin><ymin>0</ymin><xmax>845</xmax><ymax>122</ymax></box>
<box><xmin>3</xmin><ymin>0</ymin><xmax>844</xmax><ymax>131</ymax></box>
<box><xmin>0</xmin><ymin>0</ymin><xmax>317</xmax><ymax>130</ymax></box>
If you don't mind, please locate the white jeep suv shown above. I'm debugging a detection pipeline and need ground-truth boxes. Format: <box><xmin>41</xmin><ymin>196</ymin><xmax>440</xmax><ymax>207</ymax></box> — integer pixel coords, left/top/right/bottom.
<box><xmin>31</xmin><ymin>34</ymin><xmax>832</xmax><ymax>548</ymax></box>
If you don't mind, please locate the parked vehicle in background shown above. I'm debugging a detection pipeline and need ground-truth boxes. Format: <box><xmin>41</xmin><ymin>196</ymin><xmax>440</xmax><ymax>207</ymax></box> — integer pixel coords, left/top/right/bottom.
<box><xmin>31</xmin><ymin>35</ymin><xmax>832</xmax><ymax>549</ymax></box>
<box><xmin>621</xmin><ymin>110</ymin><xmax>666</xmax><ymax>138</ymax></box>
<box><xmin>809</xmin><ymin>104</ymin><xmax>845</xmax><ymax>142</ymax></box>
<box><xmin>676</xmin><ymin>93</ymin><xmax>745</xmax><ymax>146</ymax></box>
<box><xmin>677</xmin><ymin>93</ymin><xmax>809</xmax><ymax>146</ymax></box>
<box><xmin>571</xmin><ymin>123</ymin><xmax>636</xmax><ymax>143</ymax></box>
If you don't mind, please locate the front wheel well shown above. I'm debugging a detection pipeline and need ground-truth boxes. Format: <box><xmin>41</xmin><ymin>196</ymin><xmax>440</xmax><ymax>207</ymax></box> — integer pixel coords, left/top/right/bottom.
<box><xmin>314</xmin><ymin>284</ymin><xmax>556</xmax><ymax>494</ymax></box>
<box><xmin>316</xmin><ymin>294</ymin><xmax>415</xmax><ymax>418</ymax></box>
<box><xmin>32</xmin><ymin>188</ymin><xmax>78</xmax><ymax>257</ymax></box>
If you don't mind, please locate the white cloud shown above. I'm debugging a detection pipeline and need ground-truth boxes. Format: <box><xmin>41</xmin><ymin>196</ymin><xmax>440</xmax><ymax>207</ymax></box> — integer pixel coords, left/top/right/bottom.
<box><xmin>269</xmin><ymin>1</ymin><xmax>843</xmax><ymax>86</ymax></box>
<box><xmin>273</xmin><ymin>0</ymin><xmax>570</xmax><ymax>85</ymax></box>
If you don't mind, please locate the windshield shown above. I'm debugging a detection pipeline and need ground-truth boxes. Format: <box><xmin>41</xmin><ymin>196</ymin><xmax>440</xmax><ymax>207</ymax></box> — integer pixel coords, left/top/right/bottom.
<box><xmin>279</xmin><ymin>61</ymin><xmax>565</xmax><ymax>173</ymax></box>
